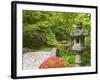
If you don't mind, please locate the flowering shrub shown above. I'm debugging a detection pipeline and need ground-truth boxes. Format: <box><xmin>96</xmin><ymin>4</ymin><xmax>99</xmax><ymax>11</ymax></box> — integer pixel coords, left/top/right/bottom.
<box><xmin>39</xmin><ymin>57</ymin><xmax>69</xmax><ymax>69</ymax></box>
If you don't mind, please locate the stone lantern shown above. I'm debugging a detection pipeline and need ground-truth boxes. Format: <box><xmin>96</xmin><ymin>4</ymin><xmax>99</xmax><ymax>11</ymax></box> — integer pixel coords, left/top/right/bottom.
<box><xmin>70</xmin><ymin>21</ymin><xmax>88</xmax><ymax>66</ymax></box>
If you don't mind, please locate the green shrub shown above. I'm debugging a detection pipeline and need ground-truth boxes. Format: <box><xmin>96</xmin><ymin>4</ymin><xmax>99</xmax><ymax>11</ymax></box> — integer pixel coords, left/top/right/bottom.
<box><xmin>57</xmin><ymin>48</ymin><xmax>75</xmax><ymax>65</ymax></box>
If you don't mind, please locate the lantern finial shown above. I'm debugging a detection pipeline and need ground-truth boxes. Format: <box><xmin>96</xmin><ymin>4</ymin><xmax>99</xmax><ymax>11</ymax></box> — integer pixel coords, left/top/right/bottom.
<box><xmin>76</xmin><ymin>21</ymin><xmax>82</xmax><ymax>30</ymax></box>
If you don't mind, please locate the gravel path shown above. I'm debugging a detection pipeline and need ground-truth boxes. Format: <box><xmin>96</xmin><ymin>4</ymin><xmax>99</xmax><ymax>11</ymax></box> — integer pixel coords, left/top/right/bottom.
<box><xmin>23</xmin><ymin>50</ymin><xmax>56</xmax><ymax>70</ymax></box>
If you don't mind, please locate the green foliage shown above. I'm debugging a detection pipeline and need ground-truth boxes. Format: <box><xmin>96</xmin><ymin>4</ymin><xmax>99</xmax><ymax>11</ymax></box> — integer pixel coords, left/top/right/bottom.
<box><xmin>62</xmin><ymin>55</ymin><xmax>75</xmax><ymax>66</ymax></box>
<box><xmin>57</xmin><ymin>48</ymin><xmax>75</xmax><ymax>65</ymax></box>
<box><xmin>82</xmin><ymin>50</ymin><xmax>91</xmax><ymax>66</ymax></box>
<box><xmin>57</xmin><ymin>48</ymin><xmax>66</xmax><ymax>56</ymax></box>
<box><xmin>48</xmin><ymin>60</ymin><xmax>56</xmax><ymax>67</ymax></box>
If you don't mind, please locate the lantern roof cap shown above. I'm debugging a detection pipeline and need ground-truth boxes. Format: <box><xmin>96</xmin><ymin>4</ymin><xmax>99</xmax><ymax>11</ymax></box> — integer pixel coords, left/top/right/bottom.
<box><xmin>70</xmin><ymin>30</ymin><xmax>88</xmax><ymax>37</ymax></box>
<box><xmin>70</xmin><ymin>21</ymin><xmax>88</xmax><ymax>37</ymax></box>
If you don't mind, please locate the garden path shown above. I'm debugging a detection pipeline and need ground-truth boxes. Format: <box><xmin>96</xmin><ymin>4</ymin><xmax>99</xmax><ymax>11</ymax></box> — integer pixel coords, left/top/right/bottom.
<box><xmin>23</xmin><ymin>48</ymin><xmax>56</xmax><ymax>70</ymax></box>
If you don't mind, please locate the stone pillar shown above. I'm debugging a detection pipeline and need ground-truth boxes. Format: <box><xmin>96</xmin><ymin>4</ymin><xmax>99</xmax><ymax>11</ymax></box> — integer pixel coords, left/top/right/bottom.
<box><xmin>75</xmin><ymin>52</ymin><xmax>82</xmax><ymax>67</ymax></box>
<box><xmin>51</xmin><ymin>48</ymin><xmax>56</xmax><ymax>57</ymax></box>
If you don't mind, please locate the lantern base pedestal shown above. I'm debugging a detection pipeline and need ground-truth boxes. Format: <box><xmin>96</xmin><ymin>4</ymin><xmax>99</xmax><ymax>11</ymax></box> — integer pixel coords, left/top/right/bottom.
<box><xmin>75</xmin><ymin>53</ymin><xmax>82</xmax><ymax>67</ymax></box>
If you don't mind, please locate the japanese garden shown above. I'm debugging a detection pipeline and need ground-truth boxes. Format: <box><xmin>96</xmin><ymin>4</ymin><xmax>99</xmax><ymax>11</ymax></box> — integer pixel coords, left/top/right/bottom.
<box><xmin>22</xmin><ymin>10</ymin><xmax>91</xmax><ymax>70</ymax></box>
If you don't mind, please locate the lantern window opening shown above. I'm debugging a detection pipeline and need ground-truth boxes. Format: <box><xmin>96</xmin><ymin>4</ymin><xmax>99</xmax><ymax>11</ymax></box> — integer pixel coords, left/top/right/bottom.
<box><xmin>76</xmin><ymin>39</ymin><xmax>79</xmax><ymax>43</ymax></box>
